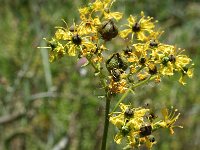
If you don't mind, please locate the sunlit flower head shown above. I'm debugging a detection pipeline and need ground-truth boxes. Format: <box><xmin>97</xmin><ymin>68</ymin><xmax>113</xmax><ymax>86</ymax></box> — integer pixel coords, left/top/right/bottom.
<box><xmin>120</xmin><ymin>11</ymin><xmax>156</xmax><ymax>41</ymax></box>
<box><xmin>92</xmin><ymin>0</ymin><xmax>123</xmax><ymax>21</ymax></box>
<box><xmin>54</xmin><ymin>24</ymin><xmax>96</xmax><ymax>56</ymax></box>
<box><xmin>156</xmin><ymin>107</ymin><xmax>183</xmax><ymax>134</ymax></box>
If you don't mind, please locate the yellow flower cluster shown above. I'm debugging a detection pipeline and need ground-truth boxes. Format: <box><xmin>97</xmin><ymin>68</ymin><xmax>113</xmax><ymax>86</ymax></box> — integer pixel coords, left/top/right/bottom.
<box><xmin>42</xmin><ymin>1</ymin><xmax>194</xmax><ymax>148</ymax></box>
<box><xmin>110</xmin><ymin>103</ymin><xmax>182</xmax><ymax>149</ymax></box>
<box><xmin>43</xmin><ymin>0</ymin><xmax>193</xmax><ymax>89</ymax></box>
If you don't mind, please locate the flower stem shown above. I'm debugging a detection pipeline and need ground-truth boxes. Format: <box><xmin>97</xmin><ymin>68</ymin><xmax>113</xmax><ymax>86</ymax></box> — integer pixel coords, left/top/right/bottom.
<box><xmin>111</xmin><ymin>88</ymin><xmax>131</xmax><ymax>113</ymax></box>
<box><xmin>101</xmin><ymin>92</ymin><xmax>111</xmax><ymax>150</ymax></box>
<box><xmin>111</xmin><ymin>75</ymin><xmax>156</xmax><ymax>112</ymax></box>
<box><xmin>86</xmin><ymin>56</ymin><xmax>111</xmax><ymax>150</ymax></box>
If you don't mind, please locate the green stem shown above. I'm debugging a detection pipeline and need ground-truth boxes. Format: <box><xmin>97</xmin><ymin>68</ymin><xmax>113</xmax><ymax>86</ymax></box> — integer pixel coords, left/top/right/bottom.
<box><xmin>111</xmin><ymin>75</ymin><xmax>157</xmax><ymax>112</ymax></box>
<box><xmin>111</xmin><ymin>88</ymin><xmax>131</xmax><ymax>113</ymax></box>
<box><xmin>86</xmin><ymin>56</ymin><xmax>107</xmax><ymax>88</ymax></box>
<box><xmin>101</xmin><ymin>92</ymin><xmax>111</xmax><ymax>150</ymax></box>
<box><xmin>86</xmin><ymin>56</ymin><xmax>111</xmax><ymax>149</ymax></box>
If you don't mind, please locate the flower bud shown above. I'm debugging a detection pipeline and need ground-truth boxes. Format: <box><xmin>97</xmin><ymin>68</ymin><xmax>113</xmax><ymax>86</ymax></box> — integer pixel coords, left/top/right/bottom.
<box><xmin>98</xmin><ymin>20</ymin><xmax>118</xmax><ymax>41</ymax></box>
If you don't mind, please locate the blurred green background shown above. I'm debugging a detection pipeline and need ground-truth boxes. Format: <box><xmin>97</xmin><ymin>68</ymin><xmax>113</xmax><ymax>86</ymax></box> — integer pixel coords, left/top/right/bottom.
<box><xmin>0</xmin><ymin>0</ymin><xmax>199</xmax><ymax>150</ymax></box>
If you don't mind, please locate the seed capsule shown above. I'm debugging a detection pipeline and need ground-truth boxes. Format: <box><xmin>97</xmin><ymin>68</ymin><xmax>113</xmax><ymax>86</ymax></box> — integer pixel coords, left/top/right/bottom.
<box><xmin>98</xmin><ymin>20</ymin><xmax>118</xmax><ymax>41</ymax></box>
<box><xmin>139</xmin><ymin>57</ymin><xmax>146</xmax><ymax>65</ymax></box>
<box><xmin>140</xmin><ymin>125</ymin><xmax>152</xmax><ymax>137</ymax></box>
<box><xmin>121</xmin><ymin>125</ymin><xmax>130</xmax><ymax>136</ymax></box>
<box><xmin>149</xmin><ymin>40</ymin><xmax>158</xmax><ymax>47</ymax></box>
<box><xmin>132</xmin><ymin>22</ymin><xmax>140</xmax><ymax>32</ymax></box>
<box><xmin>106</xmin><ymin>53</ymin><xmax>128</xmax><ymax>72</ymax></box>
<box><xmin>72</xmin><ymin>34</ymin><xmax>82</xmax><ymax>45</ymax></box>
<box><xmin>124</xmin><ymin>108</ymin><xmax>134</xmax><ymax>118</ymax></box>
<box><xmin>148</xmin><ymin>63</ymin><xmax>157</xmax><ymax>75</ymax></box>
<box><xmin>147</xmin><ymin>112</ymin><xmax>157</xmax><ymax>122</ymax></box>
<box><xmin>168</xmin><ymin>54</ymin><xmax>176</xmax><ymax>63</ymax></box>
<box><xmin>182</xmin><ymin>67</ymin><xmax>189</xmax><ymax>74</ymax></box>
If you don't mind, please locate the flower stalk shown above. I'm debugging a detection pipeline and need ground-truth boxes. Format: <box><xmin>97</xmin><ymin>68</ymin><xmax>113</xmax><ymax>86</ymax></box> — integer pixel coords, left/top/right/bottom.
<box><xmin>101</xmin><ymin>91</ymin><xmax>111</xmax><ymax>150</ymax></box>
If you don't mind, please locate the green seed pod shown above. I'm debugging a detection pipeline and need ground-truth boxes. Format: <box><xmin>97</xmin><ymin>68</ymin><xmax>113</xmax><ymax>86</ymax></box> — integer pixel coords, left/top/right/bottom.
<box><xmin>162</xmin><ymin>56</ymin><xmax>170</xmax><ymax>66</ymax></box>
<box><xmin>98</xmin><ymin>20</ymin><xmax>118</xmax><ymax>41</ymax></box>
<box><xmin>182</xmin><ymin>67</ymin><xmax>189</xmax><ymax>74</ymax></box>
<box><xmin>139</xmin><ymin>57</ymin><xmax>146</xmax><ymax>65</ymax></box>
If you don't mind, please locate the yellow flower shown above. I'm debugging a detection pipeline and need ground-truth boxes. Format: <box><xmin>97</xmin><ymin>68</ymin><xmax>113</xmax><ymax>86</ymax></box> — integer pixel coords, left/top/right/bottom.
<box><xmin>160</xmin><ymin>61</ymin><xmax>174</xmax><ymax>76</ymax></box>
<box><xmin>158</xmin><ymin>107</ymin><xmax>183</xmax><ymax>134</ymax></box>
<box><xmin>120</xmin><ymin>11</ymin><xmax>155</xmax><ymax>41</ymax></box>
<box><xmin>104</xmin><ymin>11</ymin><xmax>123</xmax><ymax>21</ymax></box>
<box><xmin>109</xmin><ymin>103</ymin><xmax>134</xmax><ymax>128</ymax></box>
<box><xmin>45</xmin><ymin>38</ymin><xmax>66</xmax><ymax>62</ymax></box>
<box><xmin>54</xmin><ymin>25</ymin><xmax>96</xmax><ymax>56</ymax></box>
<box><xmin>79</xmin><ymin>17</ymin><xmax>101</xmax><ymax>35</ymax></box>
<box><xmin>55</xmin><ymin>28</ymin><xmax>69</xmax><ymax>40</ymax></box>
<box><xmin>92</xmin><ymin>0</ymin><xmax>123</xmax><ymax>21</ymax></box>
<box><xmin>179</xmin><ymin>66</ymin><xmax>194</xmax><ymax>85</ymax></box>
<box><xmin>109</xmin><ymin>78</ymin><xmax>127</xmax><ymax>94</ymax></box>
<box><xmin>114</xmin><ymin>132</ymin><xmax>124</xmax><ymax>144</ymax></box>
<box><xmin>78</xmin><ymin>7</ymin><xmax>91</xmax><ymax>20</ymax></box>
<box><xmin>175</xmin><ymin>55</ymin><xmax>192</xmax><ymax>69</ymax></box>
